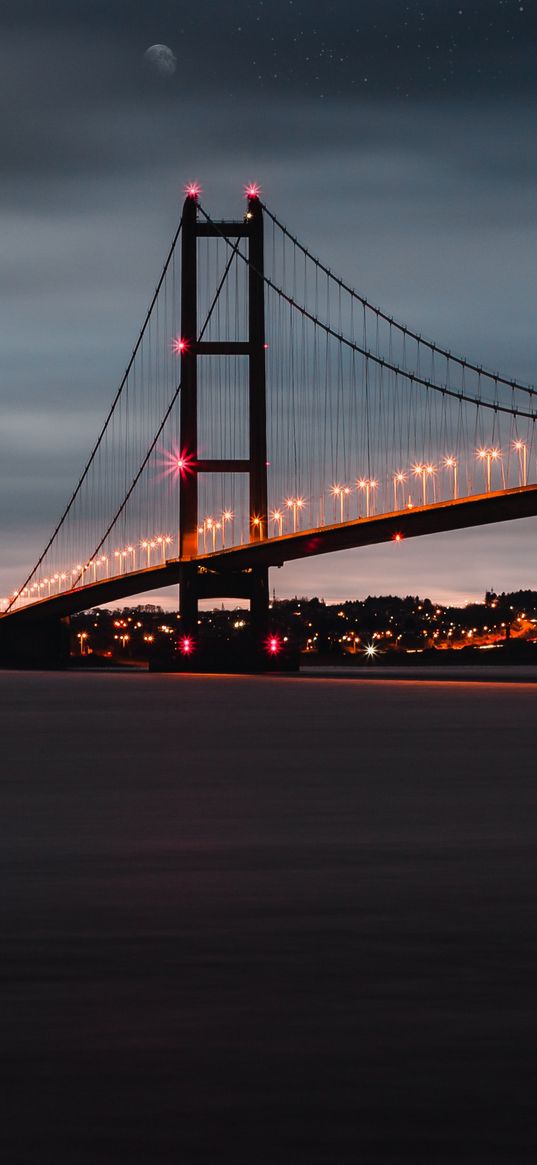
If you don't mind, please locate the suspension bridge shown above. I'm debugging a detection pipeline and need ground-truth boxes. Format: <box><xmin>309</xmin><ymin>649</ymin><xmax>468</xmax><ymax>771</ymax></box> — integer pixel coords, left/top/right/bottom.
<box><xmin>2</xmin><ymin>182</ymin><xmax>537</xmax><ymax>666</ymax></box>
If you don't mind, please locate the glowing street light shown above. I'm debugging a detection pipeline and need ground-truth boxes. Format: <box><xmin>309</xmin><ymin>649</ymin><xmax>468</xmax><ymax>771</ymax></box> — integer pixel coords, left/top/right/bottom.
<box><xmin>205</xmin><ymin>517</ymin><xmax>221</xmax><ymax>551</ymax></box>
<box><xmin>156</xmin><ymin>535</ymin><xmax>172</xmax><ymax>564</ymax></box>
<box><xmin>476</xmin><ymin>447</ymin><xmax>501</xmax><ymax>492</ymax></box>
<box><xmin>364</xmin><ymin>643</ymin><xmax>378</xmax><ymax>659</ymax></box>
<box><xmin>198</xmin><ymin>523</ymin><xmax>207</xmax><ymax>554</ymax></box>
<box><xmin>425</xmin><ymin>463</ymin><xmax>437</xmax><ymax>502</ymax></box>
<box><xmin>412</xmin><ymin>463</ymin><xmax>430</xmax><ymax>506</ymax></box>
<box><xmin>356</xmin><ymin>479</ymin><xmax>366</xmax><ymax>514</ymax></box>
<box><xmin>356</xmin><ymin>478</ymin><xmax>378</xmax><ymax>518</ymax></box>
<box><xmin>270</xmin><ymin>508</ymin><xmax>284</xmax><ymax>536</ymax></box>
<box><xmin>285</xmin><ymin>496</ymin><xmax>305</xmax><ymax>533</ymax></box>
<box><xmin>330</xmin><ymin>484</ymin><xmax>351</xmax><ymax>523</ymax></box>
<box><xmin>393</xmin><ymin>471</ymin><xmax>408</xmax><ymax>511</ymax></box>
<box><xmin>443</xmin><ymin>456</ymin><xmax>458</xmax><ymax>499</ymax></box>
<box><xmin>114</xmin><ymin>550</ymin><xmax>128</xmax><ymax>574</ymax></box>
<box><xmin>512</xmin><ymin>440</ymin><xmax>528</xmax><ymax>487</ymax></box>
<box><xmin>221</xmin><ymin>509</ymin><xmax>234</xmax><ymax>548</ymax></box>
<box><xmin>252</xmin><ymin>516</ymin><xmax>264</xmax><ymax>540</ymax></box>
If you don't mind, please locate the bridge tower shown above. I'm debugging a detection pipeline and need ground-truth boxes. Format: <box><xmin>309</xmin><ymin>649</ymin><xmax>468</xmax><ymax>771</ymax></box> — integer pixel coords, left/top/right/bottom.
<box><xmin>178</xmin><ymin>189</ymin><xmax>269</xmax><ymax>650</ymax></box>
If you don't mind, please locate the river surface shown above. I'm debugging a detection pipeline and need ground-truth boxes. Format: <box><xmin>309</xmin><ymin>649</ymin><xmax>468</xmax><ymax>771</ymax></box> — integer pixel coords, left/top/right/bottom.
<box><xmin>2</xmin><ymin>671</ymin><xmax>537</xmax><ymax>1163</ymax></box>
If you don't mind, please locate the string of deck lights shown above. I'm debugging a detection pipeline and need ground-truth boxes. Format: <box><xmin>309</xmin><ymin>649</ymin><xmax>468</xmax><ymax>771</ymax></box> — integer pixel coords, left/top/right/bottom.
<box><xmin>3</xmin><ymin>440</ymin><xmax>532</xmax><ymax>613</ymax></box>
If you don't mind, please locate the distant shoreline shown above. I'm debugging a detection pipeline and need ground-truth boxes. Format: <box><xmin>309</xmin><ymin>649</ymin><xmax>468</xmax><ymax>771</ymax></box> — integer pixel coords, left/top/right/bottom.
<box><xmin>300</xmin><ymin>664</ymin><xmax>537</xmax><ymax>683</ymax></box>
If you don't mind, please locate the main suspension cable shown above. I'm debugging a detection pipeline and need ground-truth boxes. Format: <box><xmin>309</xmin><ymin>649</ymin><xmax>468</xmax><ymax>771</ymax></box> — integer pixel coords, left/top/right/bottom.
<box><xmin>261</xmin><ymin>200</ymin><xmax>536</xmax><ymax>399</ymax></box>
<box><xmin>197</xmin><ymin>204</ymin><xmax>537</xmax><ymax>423</ymax></box>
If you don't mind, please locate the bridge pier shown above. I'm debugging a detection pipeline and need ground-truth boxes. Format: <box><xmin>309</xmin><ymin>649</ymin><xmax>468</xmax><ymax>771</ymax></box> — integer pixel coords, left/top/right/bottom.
<box><xmin>249</xmin><ymin>566</ymin><xmax>270</xmax><ymax>640</ymax></box>
<box><xmin>0</xmin><ymin>615</ymin><xmax>71</xmax><ymax>669</ymax></box>
<box><xmin>172</xmin><ymin>563</ymin><xmax>285</xmax><ymax>672</ymax></box>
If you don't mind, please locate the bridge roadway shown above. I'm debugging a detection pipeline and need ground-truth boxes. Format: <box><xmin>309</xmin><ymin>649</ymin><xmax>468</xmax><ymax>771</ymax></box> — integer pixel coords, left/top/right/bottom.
<box><xmin>3</xmin><ymin>483</ymin><xmax>537</xmax><ymax>625</ymax></box>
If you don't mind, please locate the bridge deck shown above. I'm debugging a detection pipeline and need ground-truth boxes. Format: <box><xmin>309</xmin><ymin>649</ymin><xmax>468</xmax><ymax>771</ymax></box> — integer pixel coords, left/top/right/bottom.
<box><xmin>3</xmin><ymin>484</ymin><xmax>537</xmax><ymax>623</ymax></box>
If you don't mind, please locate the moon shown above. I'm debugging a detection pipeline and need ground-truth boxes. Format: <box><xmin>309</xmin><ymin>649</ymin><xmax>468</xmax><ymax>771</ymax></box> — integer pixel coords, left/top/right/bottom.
<box><xmin>144</xmin><ymin>44</ymin><xmax>177</xmax><ymax>77</ymax></box>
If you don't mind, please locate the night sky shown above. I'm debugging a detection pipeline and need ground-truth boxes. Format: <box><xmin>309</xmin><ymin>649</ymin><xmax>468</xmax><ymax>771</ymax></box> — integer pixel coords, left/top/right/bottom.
<box><xmin>1</xmin><ymin>0</ymin><xmax>536</xmax><ymax>606</ymax></box>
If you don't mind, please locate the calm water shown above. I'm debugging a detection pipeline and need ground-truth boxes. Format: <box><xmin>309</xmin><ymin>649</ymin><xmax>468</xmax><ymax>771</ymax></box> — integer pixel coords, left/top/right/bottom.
<box><xmin>2</xmin><ymin>671</ymin><xmax>537</xmax><ymax>1163</ymax></box>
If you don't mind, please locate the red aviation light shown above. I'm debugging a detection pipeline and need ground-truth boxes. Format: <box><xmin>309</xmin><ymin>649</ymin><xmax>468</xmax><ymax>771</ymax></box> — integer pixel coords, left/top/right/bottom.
<box><xmin>176</xmin><ymin>448</ymin><xmax>195</xmax><ymax>477</ymax></box>
<box><xmin>244</xmin><ymin>182</ymin><xmax>262</xmax><ymax>199</ymax></box>
<box><xmin>266</xmin><ymin>634</ymin><xmax>282</xmax><ymax>656</ymax></box>
<box><xmin>393</xmin><ymin>532</ymin><xmax>404</xmax><ymax>543</ymax></box>
<box><xmin>174</xmin><ymin>448</ymin><xmax>194</xmax><ymax>477</ymax></box>
<box><xmin>159</xmin><ymin>445</ymin><xmax>195</xmax><ymax>481</ymax></box>
<box><xmin>184</xmin><ymin>182</ymin><xmax>201</xmax><ymax>199</ymax></box>
<box><xmin>179</xmin><ymin>635</ymin><xmax>194</xmax><ymax>656</ymax></box>
<box><xmin>171</xmin><ymin>336</ymin><xmax>189</xmax><ymax>355</ymax></box>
